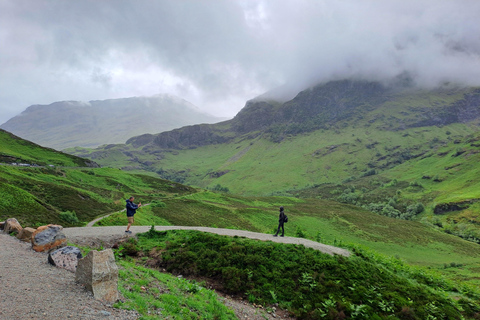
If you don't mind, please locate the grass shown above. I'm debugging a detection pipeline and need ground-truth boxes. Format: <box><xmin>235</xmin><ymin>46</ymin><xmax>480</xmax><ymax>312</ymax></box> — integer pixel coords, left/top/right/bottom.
<box><xmin>0</xmin><ymin>128</ymin><xmax>93</xmax><ymax>167</ymax></box>
<box><xmin>115</xmin><ymin>258</ymin><xmax>236</xmax><ymax>319</ymax></box>
<box><xmin>0</xmin><ymin>164</ymin><xmax>196</xmax><ymax>227</ymax></box>
<box><xmin>91</xmin><ymin>190</ymin><xmax>480</xmax><ymax>290</ymax></box>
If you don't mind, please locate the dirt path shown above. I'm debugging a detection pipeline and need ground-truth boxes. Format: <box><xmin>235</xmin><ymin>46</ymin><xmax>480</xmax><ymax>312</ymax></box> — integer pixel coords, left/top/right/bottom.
<box><xmin>64</xmin><ymin>226</ymin><xmax>350</xmax><ymax>257</ymax></box>
<box><xmin>0</xmin><ymin>233</ymin><xmax>138</xmax><ymax>320</ymax></box>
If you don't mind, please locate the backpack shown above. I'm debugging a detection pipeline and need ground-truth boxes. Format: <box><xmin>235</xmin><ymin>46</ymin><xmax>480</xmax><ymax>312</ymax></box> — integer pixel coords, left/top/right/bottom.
<box><xmin>284</xmin><ymin>214</ymin><xmax>288</xmax><ymax>223</ymax></box>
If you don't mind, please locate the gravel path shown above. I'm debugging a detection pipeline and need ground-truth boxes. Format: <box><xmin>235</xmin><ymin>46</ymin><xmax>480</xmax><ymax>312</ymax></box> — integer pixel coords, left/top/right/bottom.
<box><xmin>0</xmin><ymin>233</ymin><xmax>139</xmax><ymax>320</ymax></box>
<box><xmin>65</xmin><ymin>226</ymin><xmax>350</xmax><ymax>257</ymax></box>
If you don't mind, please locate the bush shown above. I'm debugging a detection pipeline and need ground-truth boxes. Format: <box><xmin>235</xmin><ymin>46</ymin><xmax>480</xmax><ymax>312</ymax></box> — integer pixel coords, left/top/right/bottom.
<box><xmin>209</xmin><ymin>184</ymin><xmax>230</xmax><ymax>193</ymax></box>
<box><xmin>151</xmin><ymin>200</ymin><xmax>166</xmax><ymax>208</ymax></box>
<box><xmin>295</xmin><ymin>227</ymin><xmax>307</xmax><ymax>238</ymax></box>
<box><xmin>59</xmin><ymin>210</ymin><xmax>79</xmax><ymax>224</ymax></box>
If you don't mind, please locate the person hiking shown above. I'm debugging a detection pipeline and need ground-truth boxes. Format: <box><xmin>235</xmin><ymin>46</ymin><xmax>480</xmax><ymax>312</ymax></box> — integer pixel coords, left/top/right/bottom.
<box><xmin>274</xmin><ymin>206</ymin><xmax>286</xmax><ymax>237</ymax></box>
<box><xmin>125</xmin><ymin>196</ymin><xmax>141</xmax><ymax>234</ymax></box>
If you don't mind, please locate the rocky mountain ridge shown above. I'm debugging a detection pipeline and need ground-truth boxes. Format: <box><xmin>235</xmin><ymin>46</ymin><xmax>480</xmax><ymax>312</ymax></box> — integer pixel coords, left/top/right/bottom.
<box><xmin>124</xmin><ymin>80</ymin><xmax>480</xmax><ymax>150</ymax></box>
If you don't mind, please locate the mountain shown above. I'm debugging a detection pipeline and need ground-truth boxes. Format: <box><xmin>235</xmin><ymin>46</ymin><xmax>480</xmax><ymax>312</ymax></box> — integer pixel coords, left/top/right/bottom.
<box><xmin>68</xmin><ymin>79</ymin><xmax>480</xmax><ymax>243</ymax></box>
<box><xmin>0</xmin><ymin>94</ymin><xmax>224</xmax><ymax>150</ymax></box>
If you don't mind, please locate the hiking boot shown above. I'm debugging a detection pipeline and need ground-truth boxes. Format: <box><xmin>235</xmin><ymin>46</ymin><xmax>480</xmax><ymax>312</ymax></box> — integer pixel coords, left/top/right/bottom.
<box><xmin>273</xmin><ymin>234</ymin><xmax>278</xmax><ymax>237</ymax></box>
<box><xmin>280</xmin><ymin>235</ymin><xmax>284</xmax><ymax>237</ymax></box>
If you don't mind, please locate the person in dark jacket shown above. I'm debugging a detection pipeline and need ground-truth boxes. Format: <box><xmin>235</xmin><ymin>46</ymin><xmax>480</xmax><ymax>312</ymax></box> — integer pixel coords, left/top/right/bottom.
<box><xmin>274</xmin><ymin>206</ymin><xmax>285</xmax><ymax>237</ymax></box>
<box><xmin>125</xmin><ymin>196</ymin><xmax>141</xmax><ymax>233</ymax></box>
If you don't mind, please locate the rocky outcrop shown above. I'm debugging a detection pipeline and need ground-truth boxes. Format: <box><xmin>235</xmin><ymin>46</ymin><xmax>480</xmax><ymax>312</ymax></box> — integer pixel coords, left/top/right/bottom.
<box><xmin>75</xmin><ymin>249</ymin><xmax>119</xmax><ymax>303</ymax></box>
<box><xmin>16</xmin><ymin>227</ymin><xmax>36</xmax><ymax>242</ymax></box>
<box><xmin>3</xmin><ymin>218</ymin><xmax>23</xmax><ymax>235</ymax></box>
<box><xmin>31</xmin><ymin>224</ymin><xmax>67</xmax><ymax>252</ymax></box>
<box><xmin>48</xmin><ymin>246</ymin><xmax>83</xmax><ymax>272</ymax></box>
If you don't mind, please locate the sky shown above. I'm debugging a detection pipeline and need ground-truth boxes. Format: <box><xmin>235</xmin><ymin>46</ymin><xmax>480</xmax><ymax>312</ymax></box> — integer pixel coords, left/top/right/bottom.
<box><xmin>1</xmin><ymin>0</ymin><xmax>480</xmax><ymax>124</ymax></box>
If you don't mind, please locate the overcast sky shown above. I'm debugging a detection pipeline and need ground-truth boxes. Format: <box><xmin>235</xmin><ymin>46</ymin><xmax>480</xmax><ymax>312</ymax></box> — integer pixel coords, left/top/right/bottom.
<box><xmin>1</xmin><ymin>0</ymin><xmax>480</xmax><ymax>124</ymax></box>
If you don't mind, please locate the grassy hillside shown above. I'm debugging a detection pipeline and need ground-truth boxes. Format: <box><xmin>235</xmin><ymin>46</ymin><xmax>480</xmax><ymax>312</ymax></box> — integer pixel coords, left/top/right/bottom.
<box><xmin>0</xmin><ymin>129</ymin><xmax>97</xmax><ymax>167</ymax></box>
<box><xmin>118</xmin><ymin>229</ymin><xmax>480</xmax><ymax>319</ymax></box>
<box><xmin>0</xmin><ymin>165</ymin><xmax>194</xmax><ymax>227</ymax></box>
<box><xmin>96</xmin><ymin>190</ymin><xmax>480</xmax><ymax>289</ymax></box>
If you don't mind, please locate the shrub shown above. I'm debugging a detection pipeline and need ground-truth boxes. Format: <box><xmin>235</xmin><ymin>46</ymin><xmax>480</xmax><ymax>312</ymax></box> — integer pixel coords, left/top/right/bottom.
<box><xmin>295</xmin><ymin>227</ymin><xmax>307</xmax><ymax>238</ymax></box>
<box><xmin>59</xmin><ymin>210</ymin><xmax>80</xmax><ymax>224</ymax></box>
<box><xmin>151</xmin><ymin>200</ymin><xmax>166</xmax><ymax>208</ymax></box>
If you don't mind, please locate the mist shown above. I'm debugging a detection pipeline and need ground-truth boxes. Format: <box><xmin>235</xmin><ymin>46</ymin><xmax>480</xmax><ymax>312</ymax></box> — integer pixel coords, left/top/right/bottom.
<box><xmin>1</xmin><ymin>0</ymin><xmax>479</xmax><ymax>124</ymax></box>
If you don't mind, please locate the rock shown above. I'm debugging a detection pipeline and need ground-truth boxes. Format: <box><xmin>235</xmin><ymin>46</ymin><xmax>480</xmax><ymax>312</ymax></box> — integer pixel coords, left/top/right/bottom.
<box><xmin>31</xmin><ymin>224</ymin><xmax>67</xmax><ymax>252</ymax></box>
<box><xmin>48</xmin><ymin>246</ymin><xmax>83</xmax><ymax>272</ymax></box>
<box><xmin>16</xmin><ymin>227</ymin><xmax>36</xmax><ymax>242</ymax></box>
<box><xmin>3</xmin><ymin>218</ymin><xmax>23</xmax><ymax>235</ymax></box>
<box><xmin>75</xmin><ymin>249</ymin><xmax>119</xmax><ymax>303</ymax></box>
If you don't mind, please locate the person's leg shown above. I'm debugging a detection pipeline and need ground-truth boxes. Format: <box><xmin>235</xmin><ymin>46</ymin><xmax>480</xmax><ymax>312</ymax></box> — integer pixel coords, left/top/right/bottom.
<box><xmin>126</xmin><ymin>216</ymin><xmax>133</xmax><ymax>232</ymax></box>
<box><xmin>280</xmin><ymin>223</ymin><xmax>284</xmax><ymax>237</ymax></box>
<box><xmin>274</xmin><ymin>222</ymin><xmax>281</xmax><ymax>236</ymax></box>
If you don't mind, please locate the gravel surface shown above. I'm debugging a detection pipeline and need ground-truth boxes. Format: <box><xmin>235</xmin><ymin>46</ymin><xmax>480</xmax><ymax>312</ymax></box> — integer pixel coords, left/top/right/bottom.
<box><xmin>0</xmin><ymin>233</ymin><xmax>139</xmax><ymax>320</ymax></box>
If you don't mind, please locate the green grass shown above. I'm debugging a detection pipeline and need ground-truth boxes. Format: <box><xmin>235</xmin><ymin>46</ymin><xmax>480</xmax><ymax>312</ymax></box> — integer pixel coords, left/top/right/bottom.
<box><xmin>115</xmin><ymin>258</ymin><xmax>236</xmax><ymax>319</ymax></box>
<box><xmin>0</xmin><ymin>129</ymin><xmax>93</xmax><ymax>167</ymax></box>
<box><xmin>0</xmin><ymin>165</ymin><xmax>196</xmax><ymax>227</ymax></box>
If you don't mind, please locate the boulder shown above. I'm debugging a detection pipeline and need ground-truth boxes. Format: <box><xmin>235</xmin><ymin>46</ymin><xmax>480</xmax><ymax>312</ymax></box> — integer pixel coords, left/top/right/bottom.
<box><xmin>16</xmin><ymin>227</ymin><xmax>36</xmax><ymax>242</ymax></box>
<box><xmin>31</xmin><ymin>224</ymin><xmax>67</xmax><ymax>252</ymax></box>
<box><xmin>75</xmin><ymin>249</ymin><xmax>119</xmax><ymax>302</ymax></box>
<box><xmin>3</xmin><ymin>218</ymin><xmax>23</xmax><ymax>235</ymax></box>
<box><xmin>48</xmin><ymin>246</ymin><xmax>83</xmax><ymax>272</ymax></box>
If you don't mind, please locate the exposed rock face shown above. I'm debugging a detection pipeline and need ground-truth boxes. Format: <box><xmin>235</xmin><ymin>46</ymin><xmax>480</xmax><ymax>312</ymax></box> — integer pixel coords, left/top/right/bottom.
<box><xmin>3</xmin><ymin>218</ymin><xmax>23</xmax><ymax>235</ymax></box>
<box><xmin>48</xmin><ymin>246</ymin><xmax>83</xmax><ymax>272</ymax></box>
<box><xmin>31</xmin><ymin>224</ymin><xmax>67</xmax><ymax>252</ymax></box>
<box><xmin>75</xmin><ymin>249</ymin><xmax>119</xmax><ymax>302</ymax></box>
<box><xmin>16</xmin><ymin>227</ymin><xmax>36</xmax><ymax>242</ymax></box>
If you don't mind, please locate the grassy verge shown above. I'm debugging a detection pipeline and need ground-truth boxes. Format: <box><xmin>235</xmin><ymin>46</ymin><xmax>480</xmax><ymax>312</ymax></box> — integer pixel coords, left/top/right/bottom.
<box><xmin>114</xmin><ymin>259</ymin><xmax>236</xmax><ymax>320</ymax></box>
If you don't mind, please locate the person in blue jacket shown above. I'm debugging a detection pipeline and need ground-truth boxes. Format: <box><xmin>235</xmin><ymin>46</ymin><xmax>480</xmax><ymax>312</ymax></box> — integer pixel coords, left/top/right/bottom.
<box><xmin>125</xmin><ymin>196</ymin><xmax>141</xmax><ymax>233</ymax></box>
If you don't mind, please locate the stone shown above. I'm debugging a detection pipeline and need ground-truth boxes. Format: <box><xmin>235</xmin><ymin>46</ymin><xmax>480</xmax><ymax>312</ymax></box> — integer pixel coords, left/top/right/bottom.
<box><xmin>48</xmin><ymin>246</ymin><xmax>83</xmax><ymax>272</ymax></box>
<box><xmin>31</xmin><ymin>224</ymin><xmax>67</xmax><ymax>252</ymax></box>
<box><xmin>75</xmin><ymin>249</ymin><xmax>119</xmax><ymax>303</ymax></box>
<box><xmin>16</xmin><ymin>227</ymin><xmax>36</xmax><ymax>242</ymax></box>
<box><xmin>3</xmin><ymin>218</ymin><xmax>23</xmax><ymax>235</ymax></box>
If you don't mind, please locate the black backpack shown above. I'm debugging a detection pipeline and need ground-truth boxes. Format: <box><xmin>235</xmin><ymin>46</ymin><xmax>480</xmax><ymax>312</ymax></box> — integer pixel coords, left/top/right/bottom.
<box><xmin>284</xmin><ymin>214</ymin><xmax>288</xmax><ymax>223</ymax></box>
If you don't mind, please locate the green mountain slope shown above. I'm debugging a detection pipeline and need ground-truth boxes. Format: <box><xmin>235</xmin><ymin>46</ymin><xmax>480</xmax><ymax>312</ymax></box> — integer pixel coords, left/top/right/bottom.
<box><xmin>0</xmin><ymin>94</ymin><xmax>223</xmax><ymax>150</ymax></box>
<box><xmin>69</xmin><ymin>80</ymin><xmax>480</xmax><ymax>200</ymax></box>
<box><xmin>0</xmin><ymin>129</ymin><xmax>98</xmax><ymax>167</ymax></box>
<box><xmin>0</xmin><ymin>129</ymin><xmax>194</xmax><ymax>226</ymax></box>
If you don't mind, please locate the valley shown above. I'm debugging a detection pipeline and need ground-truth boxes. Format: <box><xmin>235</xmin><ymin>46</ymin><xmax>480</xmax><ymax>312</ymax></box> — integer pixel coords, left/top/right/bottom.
<box><xmin>3</xmin><ymin>80</ymin><xmax>480</xmax><ymax>318</ymax></box>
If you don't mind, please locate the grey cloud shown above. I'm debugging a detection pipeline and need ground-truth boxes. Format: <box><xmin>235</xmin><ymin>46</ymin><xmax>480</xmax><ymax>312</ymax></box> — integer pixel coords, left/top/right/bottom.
<box><xmin>1</xmin><ymin>0</ymin><xmax>480</xmax><ymax>124</ymax></box>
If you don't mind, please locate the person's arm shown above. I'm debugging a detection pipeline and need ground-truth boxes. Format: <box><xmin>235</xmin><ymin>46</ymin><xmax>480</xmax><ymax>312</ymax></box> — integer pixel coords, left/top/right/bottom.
<box><xmin>127</xmin><ymin>202</ymin><xmax>138</xmax><ymax>210</ymax></box>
